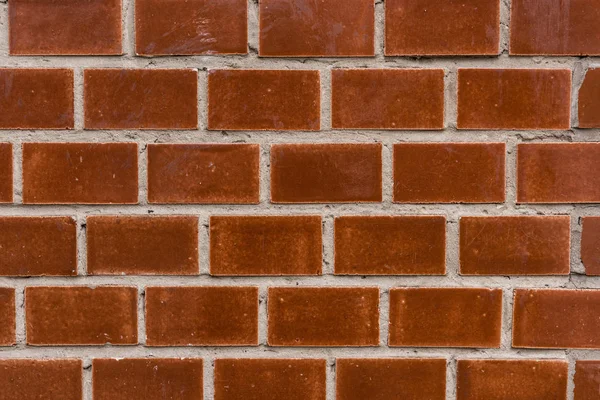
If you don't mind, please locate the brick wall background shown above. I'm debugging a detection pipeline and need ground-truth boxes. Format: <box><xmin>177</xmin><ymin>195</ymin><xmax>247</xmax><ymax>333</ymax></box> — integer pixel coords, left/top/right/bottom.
<box><xmin>0</xmin><ymin>0</ymin><xmax>600</xmax><ymax>399</ymax></box>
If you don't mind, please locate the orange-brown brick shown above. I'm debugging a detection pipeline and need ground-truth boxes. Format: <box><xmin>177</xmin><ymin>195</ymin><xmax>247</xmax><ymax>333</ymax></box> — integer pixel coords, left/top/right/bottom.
<box><xmin>87</xmin><ymin>215</ymin><xmax>198</xmax><ymax>275</ymax></box>
<box><xmin>0</xmin><ymin>288</ymin><xmax>15</xmax><ymax>346</ymax></box>
<box><xmin>460</xmin><ymin>216</ymin><xmax>571</xmax><ymax>275</ymax></box>
<box><xmin>393</xmin><ymin>143</ymin><xmax>506</xmax><ymax>203</ymax></box>
<box><xmin>93</xmin><ymin>358</ymin><xmax>203</xmax><ymax>400</ymax></box>
<box><xmin>22</xmin><ymin>142</ymin><xmax>138</xmax><ymax>204</ymax></box>
<box><xmin>336</xmin><ymin>358</ymin><xmax>447</xmax><ymax>400</ymax></box>
<box><xmin>268</xmin><ymin>287</ymin><xmax>379</xmax><ymax>346</ymax></box>
<box><xmin>147</xmin><ymin>144</ymin><xmax>260</xmax><ymax>204</ymax></box>
<box><xmin>208</xmin><ymin>70</ymin><xmax>320</xmax><ymax>130</ymax></box>
<box><xmin>331</xmin><ymin>69</ymin><xmax>444</xmax><ymax>130</ymax></box>
<box><xmin>0</xmin><ymin>359</ymin><xmax>82</xmax><ymax>400</ymax></box>
<box><xmin>0</xmin><ymin>143</ymin><xmax>12</xmax><ymax>203</ymax></box>
<box><xmin>517</xmin><ymin>143</ymin><xmax>600</xmax><ymax>203</ymax></box>
<box><xmin>271</xmin><ymin>144</ymin><xmax>382</xmax><ymax>203</ymax></box>
<box><xmin>210</xmin><ymin>216</ymin><xmax>322</xmax><ymax>276</ymax></box>
<box><xmin>582</xmin><ymin>217</ymin><xmax>600</xmax><ymax>276</ymax></box>
<box><xmin>513</xmin><ymin>289</ymin><xmax>600</xmax><ymax>349</ymax></box>
<box><xmin>457</xmin><ymin>359</ymin><xmax>568</xmax><ymax>400</ymax></box>
<box><xmin>389</xmin><ymin>287</ymin><xmax>503</xmax><ymax>348</ymax></box>
<box><xmin>214</xmin><ymin>359</ymin><xmax>326</xmax><ymax>400</ymax></box>
<box><xmin>145</xmin><ymin>286</ymin><xmax>258</xmax><ymax>346</ymax></box>
<box><xmin>84</xmin><ymin>69</ymin><xmax>198</xmax><ymax>130</ymax></box>
<box><xmin>25</xmin><ymin>286</ymin><xmax>138</xmax><ymax>345</ymax></box>
<box><xmin>334</xmin><ymin>216</ymin><xmax>446</xmax><ymax>275</ymax></box>
<box><xmin>0</xmin><ymin>69</ymin><xmax>74</xmax><ymax>129</ymax></box>
<box><xmin>574</xmin><ymin>360</ymin><xmax>600</xmax><ymax>400</ymax></box>
<box><xmin>0</xmin><ymin>217</ymin><xmax>77</xmax><ymax>276</ymax></box>
<box><xmin>457</xmin><ymin>69</ymin><xmax>571</xmax><ymax>130</ymax></box>
<box><xmin>579</xmin><ymin>69</ymin><xmax>600</xmax><ymax>128</ymax></box>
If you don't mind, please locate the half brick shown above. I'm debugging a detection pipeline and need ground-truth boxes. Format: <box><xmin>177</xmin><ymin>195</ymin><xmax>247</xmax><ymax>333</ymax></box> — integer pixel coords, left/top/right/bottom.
<box><xmin>575</xmin><ymin>360</ymin><xmax>600</xmax><ymax>400</ymax></box>
<box><xmin>0</xmin><ymin>288</ymin><xmax>16</xmax><ymax>346</ymax></box>
<box><xmin>582</xmin><ymin>217</ymin><xmax>600</xmax><ymax>276</ymax></box>
<box><xmin>578</xmin><ymin>68</ymin><xmax>600</xmax><ymax>128</ymax></box>
<box><xmin>0</xmin><ymin>143</ymin><xmax>13</xmax><ymax>203</ymax></box>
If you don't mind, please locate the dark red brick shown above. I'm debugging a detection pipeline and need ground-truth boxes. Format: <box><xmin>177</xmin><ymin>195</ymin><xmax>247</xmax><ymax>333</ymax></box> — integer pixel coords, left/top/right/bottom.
<box><xmin>0</xmin><ymin>143</ymin><xmax>12</xmax><ymax>203</ymax></box>
<box><xmin>0</xmin><ymin>288</ymin><xmax>15</xmax><ymax>346</ymax></box>
<box><xmin>574</xmin><ymin>360</ymin><xmax>600</xmax><ymax>400</ymax></box>
<box><xmin>579</xmin><ymin>68</ymin><xmax>600</xmax><ymax>128</ymax></box>
<box><xmin>582</xmin><ymin>217</ymin><xmax>600</xmax><ymax>276</ymax></box>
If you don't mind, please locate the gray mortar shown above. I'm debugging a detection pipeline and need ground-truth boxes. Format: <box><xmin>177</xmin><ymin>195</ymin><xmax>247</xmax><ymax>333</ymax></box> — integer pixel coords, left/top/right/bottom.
<box><xmin>0</xmin><ymin>0</ymin><xmax>599</xmax><ymax>399</ymax></box>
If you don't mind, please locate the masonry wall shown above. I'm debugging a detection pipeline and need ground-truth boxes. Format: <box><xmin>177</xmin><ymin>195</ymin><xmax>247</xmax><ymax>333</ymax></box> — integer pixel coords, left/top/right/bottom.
<box><xmin>0</xmin><ymin>0</ymin><xmax>600</xmax><ymax>399</ymax></box>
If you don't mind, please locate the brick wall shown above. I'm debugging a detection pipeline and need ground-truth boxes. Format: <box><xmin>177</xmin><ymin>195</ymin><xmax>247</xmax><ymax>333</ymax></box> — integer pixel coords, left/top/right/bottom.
<box><xmin>0</xmin><ymin>0</ymin><xmax>599</xmax><ymax>399</ymax></box>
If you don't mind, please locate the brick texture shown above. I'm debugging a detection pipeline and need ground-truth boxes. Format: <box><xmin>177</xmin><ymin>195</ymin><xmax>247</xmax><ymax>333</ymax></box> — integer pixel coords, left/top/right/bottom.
<box><xmin>582</xmin><ymin>217</ymin><xmax>600</xmax><ymax>276</ymax></box>
<box><xmin>574</xmin><ymin>360</ymin><xmax>600</xmax><ymax>400</ymax></box>
<box><xmin>579</xmin><ymin>68</ymin><xmax>600</xmax><ymax>128</ymax></box>
<box><xmin>0</xmin><ymin>143</ymin><xmax>12</xmax><ymax>203</ymax></box>
<box><xmin>0</xmin><ymin>288</ymin><xmax>15</xmax><ymax>346</ymax></box>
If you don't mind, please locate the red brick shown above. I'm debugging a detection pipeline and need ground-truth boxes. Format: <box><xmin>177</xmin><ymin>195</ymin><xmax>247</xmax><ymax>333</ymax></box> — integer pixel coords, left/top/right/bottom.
<box><xmin>457</xmin><ymin>359</ymin><xmax>568</xmax><ymax>400</ymax></box>
<box><xmin>517</xmin><ymin>143</ymin><xmax>600</xmax><ymax>203</ymax></box>
<box><xmin>135</xmin><ymin>0</ymin><xmax>247</xmax><ymax>56</ymax></box>
<box><xmin>0</xmin><ymin>217</ymin><xmax>77</xmax><ymax>276</ymax></box>
<box><xmin>393</xmin><ymin>143</ymin><xmax>506</xmax><ymax>203</ymax></box>
<box><xmin>208</xmin><ymin>70</ymin><xmax>320</xmax><ymax>131</ymax></box>
<box><xmin>271</xmin><ymin>144</ymin><xmax>382</xmax><ymax>203</ymax></box>
<box><xmin>147</xmin><ymin>144</ymin><xmax>259</xmax><ymax>204</ymax></box>
<box><xmin>0</xmin><ymin>288</ymin><xmax>15</xmax><ymax>346</ymax></box>
<box><xmin>268</xmin><ymin>287</ymin><xmax>379</xmax><ymax>346</ymax></box>
<box><xmin>385</xmin><ymin>0</ymin><xmax>500</xmax><ymax>55</ymax></box>
<box><xmin>579</xmin><ymin>68</ymin><xmax>600</xmax><ymax>128</ymax></box>
<box><xmin>87</xmin><ymin>216</ymin><xmax>198</xmax><ymax>275</ymax></box>
<box><xmin>460</xmin><ymin>216</ymin><xmax>571</xmax><ymax>275</ymax></box>
<box><xmin>0</xmin><ymin>359</ymin><xmax>82</xmax><ymax>400</ymax></box>
<box><xmin>210</xmin><ymin>216</ymin><xmax>322</xmax><ymax>276</ymax></box>
<box><xmin>510</xmin><ymin>0</ymin><xmax>600</xmax><ymax>55</ymax></box>
<box><xmin>25</xmin><ymin>286</ymin><xmax>138</xmax><ymax>345</ymax></box>
<box><xmin>574</xmin><ymin>360</ymin><xmax>600</xmax><ymax>400</ymax></box>
<box><xmin>145</xmin><ymin>286</ymin><xmax>258</xmax><ymax>346</ymax></box>
<box><xmin>0</xmin><ymin>143</ymin><xmax>12</xmax><ymax>203</ymax></box>
<box><xmin>0</xmin><ymin>69</ymin><xmax>73</xmax><ymax>129</ymax></box>
<box><xmin>214</xmin><ymin>359</ymin><xmax>326</xmax><ymax>400</ymax></box>
<box><xmin>389</xmin><ymin>287</ymin><xmax>503</xmax><ymax>348</ymax></box>
<box><xmin>513</xmin><ymin>289</ymin><xmax>600</xmax><ymax>349</ymax></box>
<box><xmin>334</xmin><ymin>216</ymin><xmax>446</xmax><ymax>275</ymax></box>
<box><xmin>22</xmin><ymin>142</ymin><xmax>138</xmax><ymax>204</ymax></box>
<box><xmin>336</xmin><ymin>358</ymin><xmax>447</xmax><ymax>400</ymax></box>
<box><xmin>582</xmin><ymin>217</ymin><xmax>600</xmax><ymax>276</ymax></box>
<box><xmin>457</xmin><ymin>69</ymin><xmax>571</xmax><ymax>130</ymax></box>
<box><xmin>93</xmin><ymin>358</ymin><xmax>203</xmax><ymax>400</ymax></box>
<box><xmin>331</xmin><ymin>69</ymin><xmax>444</xmax><ymax>130</ymax></box>
<box><xmin>9</xmin><ymin>0</ymin><xmax>121</xmax><ymax>55</ymax></box>
<box><xmin>84</xmin><ymin>69</ymin><xmax>198</xmax><ymax>130</ymax></box>
<box><xmin>259</xmin><ymin>0</ymin><xmax>374</xmax><ymax>57</ymax></box>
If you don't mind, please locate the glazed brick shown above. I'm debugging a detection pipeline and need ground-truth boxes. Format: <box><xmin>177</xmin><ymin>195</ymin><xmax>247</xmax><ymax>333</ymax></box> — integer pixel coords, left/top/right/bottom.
<box><xmin>9</xmin><ymin>0</ymin><xmax>121</xmax><ymax>55</ymax></box>
<box><xmin>145</xmin><ymin>286</ymin><xmax>259</xmax><ymax>346</ymax></box>
<box><xmin>25</xmin><ymin>286</ymin><xmax>138</xmax><ymax>345</ymax></box>
<box><xmin>331</xmin><ymin>69</ymin><xmax>444</xmax><ymax>130</ymax></box>
<box><xmin>259</xmin><ymin>0</ymin><xmax>374</xmax><ymax>57</ymax></box>
<box><xmin>510</xmin><ymin>0</ymin><xmax>600</xmax><ymax>55</ymax></box>
<box><xmin>267</xmin><ymin>287</ymin><xmax>379</xmax><ymax>346</ymax></box>
<box><xmin>22</xmin><ymin>143</ymin><xmax>138</xmax><ymax>204</ymax></box>
<box><xmin>393</xmin><ymin>143</ymin><xmax>506</xmax><ymax>203</ymax></box>
<box><xmin>93</xmin><ymin>358</ymin><xmax>203</xmax><ymax>400</ymax></box>
<box><xmin>147</xmin><ymin>144</ymin><xmax>259</xmax><ymax>204</ymax></box>
<box><xmin>579</xmin><ymin>69</ymin><xmax>600</xmax><ymax>128</ymax></box>
<box><xmin>0</xmin><ymin>143</ymin><xmax>12</xmax><ymax>203</ymax></box>
<box><xmin>389</xmin><ymin>288</ymin><xmax>503</xmax><ymax>348</ymax></box>
<box><xmin>334</xmin><ymin>216</ymin><xmax>446</xmax><ymax>275</ymax></box>
<box><xmin>214</xmin><ymin>359</ymin><xmax>326</xmax><ymax>400</ymax></box>
<box><xmin>517</xmin><ymin>143</ymin><xmax>600</xmax><ymax>203</ymax></box>
<box><xmin>457</xmin><ymin>69</ymin><xmax>571</xmax><ymax>130</ymax></box>
<box><xmin>385</xmin><ymin>0</ymin><xmax>500</xmax><ymax>55</ymax></box>
<box><xmin>208</xmin><ymin>70</ymin><xmax>320</xmax><ymax>131</ymax></box>
<box><xmin>513</xmin><ymin>289</ymin><xmax>600</xmax><ymax>349</ymax></box>
<box><xmin>135</xmin><ymin>0</ymin><xmax>247</xmax><ymax>56</ymax></box>
<box><xmin>210</xmin><ymin>216</ymin><xmax>322</xmax><ymax>276</ymax></box>
<box><xmin>0</xmin><ymin>288</ymin><xmax>15</xmax><ymax>346</ymax></box>
<box><xmin>84</xmin><ymin>69</ymin><xmax>198</xmax><ymax>130</ymax></box>
<box><xmin>0</xmin><ymin>69</ymin><xmax>74</xmax><ymax>130</ymax></box>
<box><xmin>87</xmin><ymin>215</ymin><xmax>198</xmax><ymax>275</ymax></box>
<box><xmin>457</xmin><ymin>359</ymin><xmax>568</xmax><ymax>400</ymax></box>
<box><xmin>460</xmin><ymin>216</ymin><xmax>571</xmax><ymax>275</ymax></box>
<box><xmin>582</xmin><ymin>217</ymin><xmax>600</xmax><ymax>276</ymax></box>
<box><xmin>0</xmin><ymin>216</ymin><xmax>77</xmax><ymax>276</ymax></box>
<box><xmin>336</xmin><ymin>358</ymin><xmax>446</xmax><ymax>400</ymax></box>
<box><xmin>574</xmin><ymin>360</ymin><xmax>600</xmax><ymax>400</ymax></box>
<box><xmin>271</xmin><ymin>144</ymin><xmax>382</xmax><ymax>203</ymax></box>
<box><xmin>0</xmin><ymin>359</ymin><xmax>82</xmax><ymax>400</ymax></box>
